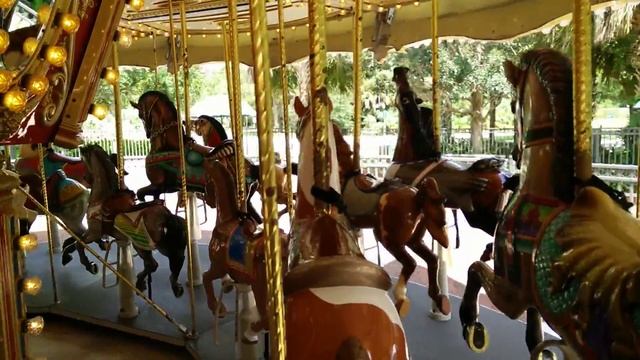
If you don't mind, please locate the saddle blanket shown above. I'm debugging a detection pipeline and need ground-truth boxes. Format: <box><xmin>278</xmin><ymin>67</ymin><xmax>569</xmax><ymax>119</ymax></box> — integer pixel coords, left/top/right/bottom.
<box><xmin>114</xmin><ymin>210</ymin><xmax>155</xmax><ymax>251</ymax></box>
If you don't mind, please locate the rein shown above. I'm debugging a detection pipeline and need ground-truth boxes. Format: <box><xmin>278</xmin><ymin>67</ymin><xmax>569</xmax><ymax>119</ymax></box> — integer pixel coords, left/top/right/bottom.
<box><xmin>140</xmin><ymin>96</ymin><xmax>178</xmax><ymax>140</ymax></box>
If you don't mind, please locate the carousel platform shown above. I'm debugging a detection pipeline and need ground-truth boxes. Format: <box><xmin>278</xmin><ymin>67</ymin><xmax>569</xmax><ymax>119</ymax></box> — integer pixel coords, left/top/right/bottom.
<box><xmin>25</xmin><ymin>244</ymin><xmax>554</xmax><ymax>359</ymax></box>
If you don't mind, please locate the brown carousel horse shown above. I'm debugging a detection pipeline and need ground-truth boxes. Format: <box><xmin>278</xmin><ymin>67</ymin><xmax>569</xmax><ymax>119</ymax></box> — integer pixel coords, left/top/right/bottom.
<box><xmin>388</xmin><ymin>67</ymin><xmax>513</xmax><ymax>243</ymax></box>
<box><xmin>131</xmin><ymin>91</ymin><xmax>291</xmax><ymax>216</ymax></box>
<box><xmin>66</xmin><ymin>144</ymin><xmax>188</xmax><ymax>297</ymax></box>
<box><xmin>201</xmin><ymin>158</ymin><xmax>287</xmax><ymax>340</ymax></box>
<box><xmin>294</xmin><ymin>96</ymin><xmax>451</xmax><ymax>318</ymax></box>
<box><xmin>285</xmin><ymin>88</ymin><xmax>408</xmax><ymax>359</ymax></box>
<box><xmin>459</xmin><ymin>49</ymin><xmax>640</xmax><ymax>360</ymax></box>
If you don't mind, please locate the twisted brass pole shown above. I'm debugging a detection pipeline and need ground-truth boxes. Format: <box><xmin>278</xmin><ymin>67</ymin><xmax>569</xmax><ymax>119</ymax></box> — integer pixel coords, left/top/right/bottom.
<box><xmin>353</xmin><ymin>0</ymin><xmax>363</xmax><ymax>170</ymax></box>
<box><xmin>308</xmin><ymin>0</ymin><xmax>330</xmax><ymax>210</ymax></box>
<box><xmin>277</xmin><ymin>0</ymin><xmax>294</xmax><ymax>221</ymax></box>
<box><xmin>573</xmin><ymin>0</ymin><xmax>593</xmax><ymax>182</ymax></box>
<box><xmin>111</xmin><ymin>43</ymin><xmax>125</xmax><ymax>189</ymax></box>
<box><xmin>222</xmin><ymin>21</ymin><xmax>236</xmax><ymax>141</ymax></box>
<box><xmin>152</xmin><ymin>32</ymin><xmax>159</xmax><ymax>88</ymax></box>
<box><xmin>431</xmin><ymin>0</ymin><xmax>441</xmax><ymax>150</ymax></box>
<box><xmin>229</xmin><ymin>0</ymin><xmax>246</xmax><ymax>208</ymax></box>
<box><xmin>168</xmin><ymin>0</ymin><xmax>197</xmax><ymax>336</ymax></box>
<box><xmin>248</xmin><ymin>0</ymin><xmax>286</xmax><ymax>356</ymax></box>
<box><xmin>37</xmin><ymin>144</ymin><xmax>58</xmax><ymax>303</ymax></box>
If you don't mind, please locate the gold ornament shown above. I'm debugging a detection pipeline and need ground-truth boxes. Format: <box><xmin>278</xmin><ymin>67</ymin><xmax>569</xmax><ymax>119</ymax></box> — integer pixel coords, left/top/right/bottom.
<box><xmin>60</xmin><ymin>13</ymin><xmax>81</xmax><ymax>34</ymax></box>
<box><xmin>0</xmin><ymin>29</ymin><xmax>9</xmax><ymax>54</ymax></box>
<box><xmin>3</xmin><ymin>88</ymin><xmax>27</xmax><ymax>112</ymax></box>
<box><xmin>17</xmin><ymin>233</ymin><xmax>38</xmax><ymax>252</ymax></box>
<box><xmin>0</xmin><ymin>70</ymin><xmax>13</xmax><ymax>93</ymax></box>
<box><xmin>21</xmin><ymin>276</ymin><xmax>42</xmax><ymax>295</ymax></box>
<box><xmin>37</xmin><ymin>5</ymin><xmax>51</xmax><ymax>24</ymax></box>
<box><xmin>22</xmin><ymin>37</ymin><xmax>38</xmax><ymax>56</ymax></box>
<box><xmin>45</xmin><ymin>46</ymin><xmax>67</xmax><ymax>67</ymax></box>
<box><xmin>101</xmin><ymin>67</ymin><xmax>119</xmax><ymax>86</ymax></box>
<box><xmin>25</xmin><ymin>316</ymin><xmax>44</xmax><ymax>335</ymax></box>
<box><xmin>27</xmin><ymin>75</ymin><xmax>49</xmax><ymax>96</ymax></box>
<box><xmin>90</xmin><ymin>103</ymin><xmax>109</xmax><ymax>120</ymax></box>
<box><xmin>0</xmin><ymin>0</ymin><xmax>16</xmax><ymax>10</ymax></box>
<box><xmin>117</xmin><ymin>31</ymin><xmax>132</xmax><ymax>48</ymax></box>
<box><xmin>128</xmin><ymin>0</ymin><xmax>144</xmax><ymax>11</ymax></box>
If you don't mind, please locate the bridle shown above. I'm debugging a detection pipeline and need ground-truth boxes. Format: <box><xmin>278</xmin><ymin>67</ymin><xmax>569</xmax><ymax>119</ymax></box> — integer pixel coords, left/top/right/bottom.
<box><xmin>140</xmin><ymin>95</ymin><xmax>177</xmax><ymax>140</ymax></box>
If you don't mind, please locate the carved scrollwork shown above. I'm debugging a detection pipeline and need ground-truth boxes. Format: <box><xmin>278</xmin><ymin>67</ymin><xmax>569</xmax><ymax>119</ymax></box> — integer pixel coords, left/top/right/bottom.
<box><xmin>39</xmin><ymin>65</ymin><xmax>69</xmax><ymax>126</ymax></box>
<box><xmin>79</xmin><ymin>0</ymin><xmax>96</xmax><ymax>19</ymax></box>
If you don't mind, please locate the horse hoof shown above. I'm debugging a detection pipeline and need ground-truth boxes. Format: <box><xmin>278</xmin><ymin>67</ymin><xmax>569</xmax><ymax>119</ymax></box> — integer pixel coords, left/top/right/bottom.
<box><xmin>98</xmin><ymin>240</ymin><xmax>108</xmax><ymax>251</ymax></box>
<box><xmin>463</xmin><ymin>322</ymin><xmax>489</xmax><ymax>353</ymax></box>
<box><xmin>436</xmin><ymin>295</ymin><xmax>451</xmax><ymax>315</ymax></box>
<box><xmin>87</xmin><ymin>262</ymin><xmax>98</xmax><ymax>275</ymax></box>
<box><xmin>62</xmin><ymin>254</ymin><xmax>73</xmax><ymax>266</ymax></box>
<box><xmin>172</xmin><ymin>284</ymin><xmax>184</xmax><ymax>298</ymax></box>
<box><xmin>395</xmin><ymin>298</ymin><xmax>411</xmax><ymax>318</ymax></box>
<box><xmin>539</xmin><ymin>349</ymin><xmax>557</xmax><ymax>360</ymax></box>
<box><xmin>222</xmin><ymin>279</ymin><xmax>234</xmax><ymax>294</ymax></box>
<box><xmin>242</xmin><ymin>330</ymin><xmax>260</xmax><ymax>344</ymax></box>
<box><xmin>136</xmin><ymin>279</ymin><xmax>147</xmax><ymax>292</ymax></box>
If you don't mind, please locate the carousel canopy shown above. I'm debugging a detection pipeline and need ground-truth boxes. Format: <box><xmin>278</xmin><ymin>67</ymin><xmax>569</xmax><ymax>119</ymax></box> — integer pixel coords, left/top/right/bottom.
<box><xmin>118</xmin><ymin>0</ymin><xmax>639</xmax><ymax>67</ymax></box>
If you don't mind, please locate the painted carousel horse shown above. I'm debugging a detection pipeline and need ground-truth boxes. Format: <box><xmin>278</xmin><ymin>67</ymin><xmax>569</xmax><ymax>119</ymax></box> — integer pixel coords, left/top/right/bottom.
<box><xmin>15</xmin><ymin>144</ymin><xmax>90</xmax><ymax>187</ymax></box>
<box><xmin>64</xmin><ymin>144</ymin><xmax>187</xmax><ymax>297</ymax></box>
<box><xmin>285</xmin><ymin>87</ymin><xmax>409</xmax><ymax>358</ymax></box>
<box><xmin>294</xmin><ymin>96</ymin><xmax>451</xmax><ymax>318</ymax></box>
<box><xmin>388</xmin><ymin>66</ymin><xmax>512</xmax><ymax>239</ymax></box>
<box><xmin>459</xmin><ymin>48</ymin><xmax>640</xmax><ymax>360</ymax></box>
<box><xmin>201</xmin><ymin>158</ymin><xmax>288</xmax><ymax>339</ymax></box>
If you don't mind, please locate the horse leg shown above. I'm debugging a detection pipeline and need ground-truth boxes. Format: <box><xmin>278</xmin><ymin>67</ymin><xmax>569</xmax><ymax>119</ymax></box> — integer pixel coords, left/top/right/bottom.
<box><xmin>407</xmin><ymin>236</ymin><xmax>451</xmax><ymax>316</ymax></box>
<box><xmin>202</xmin><ymin>260</ymin><xmax>228</xmax><ymax>317</ymax></box>
<box><xmin>61</xmin><ymin>236</ymin><xmax>76</xmax><ymax>265</ymax></box>
<box><xmin>459</xmin><ymin>261</ymin><xmax>528</xmax><ymax>353</ymax></box>
<box><xmin>135</xmin><ymin>250</ymin><xmax>158</xmax><ymax>293</ymax></box>
<box><xmin>168</xmin><ymin>251</ymin><xmax>185</xmax><ymax>298</ymax></box>
<box><xmin>526</xmin><ymin>308</ymin><xmax>556</xmax><ymax>360</ymax></box>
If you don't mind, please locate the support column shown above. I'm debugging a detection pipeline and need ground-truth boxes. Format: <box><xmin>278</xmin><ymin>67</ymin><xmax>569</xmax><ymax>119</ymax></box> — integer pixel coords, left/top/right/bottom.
<box><xmin>186</xmin><ymin>192</ymin><xmax>202</xmax><ymax>286</ymax></box>
<box><xmin>117</xmin><ymin>242</ymin><xmax>138</xmax><ymax>319</ymax></box>
<box><xmin>429</xmin><ymin>243</ymin><xmax>451</xmax><ymax>321</ymax></box>
<box><xmin>235</xmin><ymin>284</ymin><xmax>260</xmax><ymax>360</ymax></box>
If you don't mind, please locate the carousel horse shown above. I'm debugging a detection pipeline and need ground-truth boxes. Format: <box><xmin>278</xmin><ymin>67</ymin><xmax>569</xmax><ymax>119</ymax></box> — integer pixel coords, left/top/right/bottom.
<box><xmin>285</xmin><ymin>88</ymin><xmax>409</xmax><ymax>359</ymax></box>
<box><xmin>459</xmin><ymin>49</ymin><xmax>640</xmax><ymax>360</ymax></box>
<box><xmin>131</xmin><ymin>91</ymin><xmax>291</xmax><ymax>220</ymax></box>
<box><xmin>294</xmin><ymin>96</ymin><xmax>451</xmax><ymax>318</ymax></box>
<box><xmin>65</xmin><ymin>144</ymin><xmax>187</xmax><ymax>297</ymax></box>
<box><xmin>387</xmin><ymin>68</ymin><xmax>512</xmax><ymax>239</ymax></box>
<box><xmin>201</xmin><ymin>158</ymin><xmax>288</xmax><ymax>340</ymax></box>
<box><xmin>15</xmin><ymin>144</ymin><xmax>90</xmax><ymax>187</ymax></box>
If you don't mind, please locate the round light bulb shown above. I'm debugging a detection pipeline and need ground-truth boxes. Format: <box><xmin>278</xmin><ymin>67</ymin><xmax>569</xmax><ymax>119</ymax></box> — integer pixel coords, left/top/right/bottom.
<box><xmin>60</xmin><ymin>13</ymin><xmax>81</xmax><ymax>34</ymax></box>
<box><xmin>17</xmin><ymin>234</ymin><xmax>38</xmax><ymax>252</ymax></box>
<box><xmin>37</xmin><ymin>5</ymin><xmax>51</xmax><ymax>24</ymax></box>
<box><xmin>117</xmin><ymin>31</ymin><xmax>132</xmax><ymax>48</ymax></box>
<box><xmin>0</xmin><ymin>0</ymin><xmax>16</xmax><ymax>10</ymax></box>
<box><xmin>128</xmin><ymin>0</ymin><xmax>144</xmax><ymax>11</ymax></box>
<box><xmin>23</xmin><ymin>37</ymin><xmax>38</xmax><ymax>56</ymax></box>
<box><xmin>0</xmin><ymin>70</ymin><xmax>13</xmax><ymax>93</ymax></box>
<box><xmin>3</xmin><ymin>88</ymin><xmax>27</xmax><ymax>112</ymax></box>
<box><xmin>27</xmin><ymin>75</ymin><xmax>49</xmax><ymax>96</ymax></box>
<box><xmin>21</xmin><ymin>276</ymin><xmax>42</xmax><ymax>295</ymax></box>
<box><xmin>25</xmin><ymin>316</ymin><xmax>45</xmax><ymax>335</ymax></box>
<box><xmin>0</xmin><ymin>29</ymin><xmax>9</xmax><ymax>55</ymax></box>
<box><xmin>45</xmin><ymin>46</ymin><xmax>67</xmax><ymax>67</ymax></box>
<box><xmin>90</xmin><ymin>103</ymin><xmax>109</xmax><ymax>120</ymax></box>
<box><xmin>102</xmin><ymin>67</ymin><xmax>119</xmax><ymax>86</ymax></box>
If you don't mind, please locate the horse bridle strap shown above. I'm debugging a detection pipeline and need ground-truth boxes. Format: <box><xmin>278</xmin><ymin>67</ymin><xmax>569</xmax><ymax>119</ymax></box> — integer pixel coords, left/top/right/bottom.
<box><xmin>149</xmin><ymin>122</ymin><xmax>177</xmax><ymax>140</ymax></box>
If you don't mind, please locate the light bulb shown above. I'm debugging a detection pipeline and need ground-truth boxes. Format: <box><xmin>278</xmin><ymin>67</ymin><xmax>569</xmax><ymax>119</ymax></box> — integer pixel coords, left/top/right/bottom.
<box><xmin>128</xmin><ymin>0</ymin><xmax>144</xmax><ymax>11</ymax></box>
<box><xmin>17</xmin><ymin>234</ymin><xmax>38</xmax><ymax>252</ymax></box>
<box><xmin>37</xmin><ymin>5</ymin><xmax>51</xmax><ymax>24</ymax></box>
<box><xmin>45</xmin><ymin>46</ymin><xmax>67</xmax><ymax>67</ymax></box>
<box><xmin>101</xmin><ymin>67</ymin><xmax>119</xmax><ymax>86</ymax></box>
<box><xmin>23</xmin><ymin>37</ymin><xmax>38</xmax><ymax>56</ymax></box>
<box><xmin>117</xmin><ymin>31</ymin><xmax>132</xmax><ymax>48</ymax></box>
<box><xmin>25</xmin><ymin>316</ymin><xmax>45</xmax><ymax>335</ymax></box>
<box><xmin>0</xmin><ymin>29</ymin><xmax>9</xmax><ymax>54</ymax></box>
<box><xmin>60</xmin><ymin>14</ymin><xmax>81</xmax><ymax>34</ymax></box>
<box><xmin>0</xmin><ymin>0</ymin><xmax>16</xmax><ymax>10</ymax></box>
<box><xmin>3</xmin><ymin>88</ymin><xmax>27</xmax><ymax>112</ymax></box>
<box><xmin>0</xmin><ymin>70</ymin><xmax>13</xmax><ymax>93</ymax></box>
<box><xmin>27</xmin><ymin>75</ymin><xmax>49</xmax><ymax>96</ymax></box>
<box><xmin>90</xmin><ymin>103</ymin><xmax>109</xmax><ymax>120</ymax></box>
<box><xmin>21</xmin><ymin>276</ymin><xmax>42</xmax><ymax>295</ymax></box>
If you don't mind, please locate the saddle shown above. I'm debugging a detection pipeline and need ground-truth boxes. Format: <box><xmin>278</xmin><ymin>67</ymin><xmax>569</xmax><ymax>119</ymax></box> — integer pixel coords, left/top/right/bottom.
<box><xmin>353</xmin><ymin>173</ymin><xmax>387</xmax><ymax>193</ymax></box>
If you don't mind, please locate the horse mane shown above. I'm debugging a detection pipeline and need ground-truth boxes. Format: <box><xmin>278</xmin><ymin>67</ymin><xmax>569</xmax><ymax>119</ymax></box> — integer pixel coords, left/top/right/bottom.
<box><xmin>520</xmin><ymin>49</ymin><xmax>574</xmax><ymax>203</ymax></box>
<box><xmin>140</xmin><ymin>90</ymin><xmax>178</xmax><ymax>122</ymax></box>
<box><xmin>81</xmin><ymin>144</ymin><xmax>119</xmax><ymax>192</ymax></box>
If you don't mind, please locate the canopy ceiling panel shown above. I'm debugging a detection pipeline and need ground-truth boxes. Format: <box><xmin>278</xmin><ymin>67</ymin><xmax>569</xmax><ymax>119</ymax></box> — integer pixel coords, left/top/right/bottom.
<box><xmin>118</xmin><ymin>0</ymin><xmax>639</xmax><ymax>67</ymax></box>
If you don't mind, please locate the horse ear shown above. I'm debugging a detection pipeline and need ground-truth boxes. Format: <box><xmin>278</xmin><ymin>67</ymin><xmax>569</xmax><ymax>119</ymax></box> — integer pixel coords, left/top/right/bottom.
<box><xmin>424</xmin><ymin>177</ymin><xmax>444</xmax><ymax>201</ymax></box>
<box><xmin>130</xmin><ymin>101</ymin><xmax>139</xmax><ymax>110</ymax></box>
<box><xmin>294</xmin><ymin>96</ymin><xmax>306</xmax><ymax>117</ymax></box>
<box><xmin>503</xmin><ymin>60</ymin><xmax>521</xmax><ymax>87</ymax></box>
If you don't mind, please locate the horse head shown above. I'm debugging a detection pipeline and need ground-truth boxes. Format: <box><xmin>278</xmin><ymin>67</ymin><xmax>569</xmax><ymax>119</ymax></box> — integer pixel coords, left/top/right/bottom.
<box><xmin>131</xmin><ymin>91</ymin><xmax>180</xmax><ymax>150</ymax></box>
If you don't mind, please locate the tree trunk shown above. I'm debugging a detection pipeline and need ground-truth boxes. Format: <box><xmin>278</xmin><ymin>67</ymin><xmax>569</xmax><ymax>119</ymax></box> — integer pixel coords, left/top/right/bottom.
<box><xmin>488</xmin><ymin>99</ymin><xmax>498</xmax><ymax>149</ymax></box>
<box><xmin>470</xmin><ymin>90</ymin><xmax>484</xmax><ymax>153</ymax></box>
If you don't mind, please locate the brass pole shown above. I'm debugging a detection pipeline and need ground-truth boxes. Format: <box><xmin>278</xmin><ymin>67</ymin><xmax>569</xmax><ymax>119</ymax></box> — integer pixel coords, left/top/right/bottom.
<box><xmin>19</xmin><ymin>188</ymin><xmax>190</xmax><ymax>336</ymax></box>
<box><xmin>352</xmin><ymin>0</ymin><xmax>363</xmax><ymax>170</ymax></box>
<box><xmin>229</xmin><ymin>0</ymin><xmax>246</xmax><ymax>208</ymax></box>
<box><xmin>111</xmin><ymin>43</ymin><xmax>125</xmax><ymax>189</ymax></box>
<box><xmin>277</xmin><ymin>0</ymin><xmax>294</xmax><ymax>221</ymax></box>
<box><xmin>573</xmin><ymin>0</ymin><xmax>593</xmax><ymax>181</ymax></box>
<box><xmin>152</xmin><ymin>32</ymin><xmax>159</xmax><ymax>87</ymax></box>
<box><xmin>222</xmin><ymin>22</ymin><xmax>236</xmax><ymax>140</ymax></box>
<box><xmin>179</xmin><ymin>1</ymin><xmax>192</xmax><ymax>137</ymax></box>
<box><xmin>308</xmin><ymin>0</ymin><xmax>330</xmax><ymax>207</ymax></box>
<box><xmin>431</xmin><ymin>0</ymin><xmax>441</xmax><ymax>150</ymax></box>
<box><xmin>248</xmin><ymin>0</ymin><xmax>286</xmax><ymax>356</ymax></box>
<box><xmin>37</xmin><ymin>144</ymin><xmax>58</xmax><ymax>303</ymax></box>
<box><xmin>168</xmin><ymin>0</ymin><xmax>197</xmax><ymax>336</ymax></box>
<box><xmin>636</xmin><ymin>143</ymin><xmax>639</xmax><ymax>218</ymax></box>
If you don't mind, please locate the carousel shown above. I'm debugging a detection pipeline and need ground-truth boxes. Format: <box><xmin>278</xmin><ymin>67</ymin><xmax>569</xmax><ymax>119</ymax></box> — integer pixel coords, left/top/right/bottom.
<box><xmin>1</xmin><ymin>0</ymin><xmax>639</xmax><ymax>359</ymax></box>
